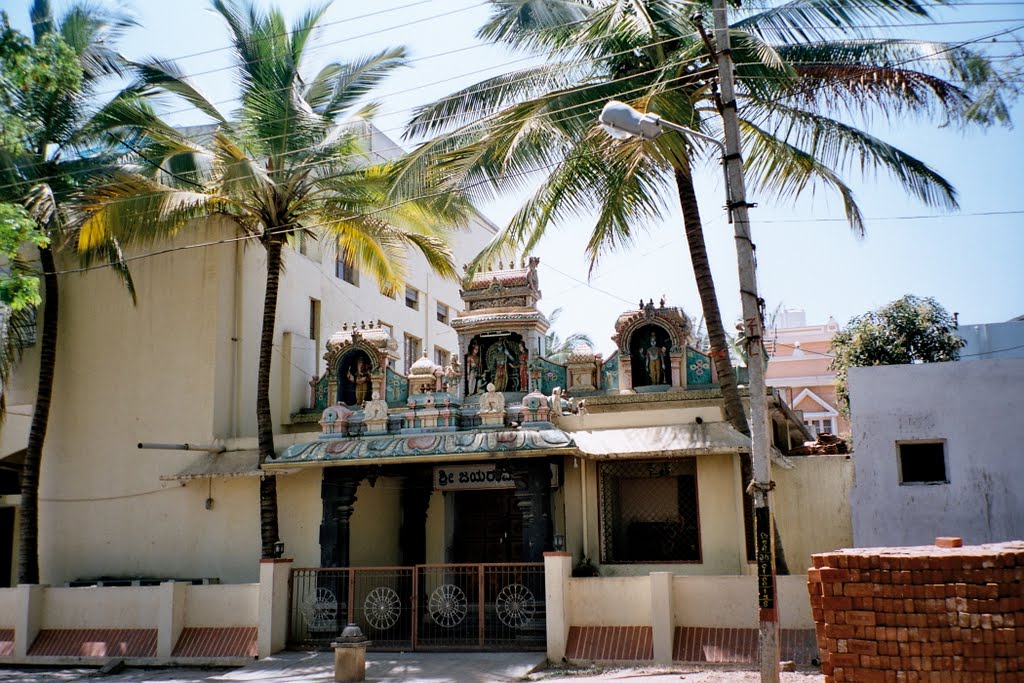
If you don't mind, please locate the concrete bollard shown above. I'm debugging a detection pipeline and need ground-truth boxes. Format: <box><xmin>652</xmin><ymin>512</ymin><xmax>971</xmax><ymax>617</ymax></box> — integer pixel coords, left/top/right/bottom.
<box><xmin>331</xmin><ymin>624</ymin><xmax>371</xmax><ymax>683</ymax></box>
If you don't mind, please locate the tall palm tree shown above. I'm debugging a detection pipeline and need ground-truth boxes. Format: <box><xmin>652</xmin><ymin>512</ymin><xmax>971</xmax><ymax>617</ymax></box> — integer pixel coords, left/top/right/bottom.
<box><xmin>0</xmin><ymin>1</ymin><xmax>148</xmax><ymax>583</ymax></box>
<box><xmin>79</xmin><ymin>0</ymin><xmax>467</xmax><ymax>558</ymax></box>
<box><xmin>400</xmin><ymin>0</ymin><xmax>1012</xmax><ymax>441</ymax></box>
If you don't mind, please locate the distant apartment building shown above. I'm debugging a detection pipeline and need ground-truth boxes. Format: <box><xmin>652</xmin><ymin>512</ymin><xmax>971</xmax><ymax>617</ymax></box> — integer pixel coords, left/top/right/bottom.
<box><xmin>765</xmin><ymin>309</ymin><xmax>848</xmax><ymax>437</ymax></box>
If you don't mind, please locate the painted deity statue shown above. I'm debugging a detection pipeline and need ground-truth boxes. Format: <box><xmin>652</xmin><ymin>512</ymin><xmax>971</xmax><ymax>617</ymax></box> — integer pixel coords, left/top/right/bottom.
<box><xmin>518</xmin><ymin>341</ymin><xmax>529</xmax><ymax>392</ymax></box>
<box><xmin>644</xmin><ymin>333</ymin><xmax>666</xmax><ymax>385</ymax></box>
<box><xmin>488</xmin><ymin>339</ymin><xmax>518</xmax><ymax>392</ymax></box>
<box><xmin>347</xmin><ymin>357</ymin><xmax>372</xmax><ymax>404</ymax></box>
<box><xmin>465</xmin><ymin>342</ymin><xmax>481</xmax><ymax>395</ymax></box>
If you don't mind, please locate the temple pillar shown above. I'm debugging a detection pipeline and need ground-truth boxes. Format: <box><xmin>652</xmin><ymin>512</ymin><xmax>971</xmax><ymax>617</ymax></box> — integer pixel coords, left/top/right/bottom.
<box><xmin>320</xmin><ymin>468</ymin><xmax>365</xmax><ymax>568</ymax></box>
<box><xmin>506</xmin><ymin>460</ymin><xmax>553</xmax><ymax>562</ymax></box>
<box><xmin>670</xmin><ymin>350</ymin><xmax>685</xmax><ymax>390</ymax></box>
<box><xmin>618</xmin><ymin>355</ymin><xmax>634</xmax><ymax>393</ymax></box>
<box><xmin>399</xmin><ymin>469</ymin><xmax>433</xmax><ymax>566</ymax></box>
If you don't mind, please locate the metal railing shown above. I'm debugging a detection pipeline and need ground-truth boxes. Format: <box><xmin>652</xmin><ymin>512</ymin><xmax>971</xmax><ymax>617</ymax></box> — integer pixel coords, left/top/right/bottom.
<box><xmin>289</xmin><ymin>563</ymin><xmax>545</xmax><ymax>651</ymax></box>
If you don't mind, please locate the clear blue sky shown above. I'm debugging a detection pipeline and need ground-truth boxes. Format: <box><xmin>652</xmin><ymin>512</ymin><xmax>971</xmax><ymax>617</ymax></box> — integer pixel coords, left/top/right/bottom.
<box><xmin>5</xmin><ymin>0</ymin><xmax>1022</xmax><ymax>355</ymax></box>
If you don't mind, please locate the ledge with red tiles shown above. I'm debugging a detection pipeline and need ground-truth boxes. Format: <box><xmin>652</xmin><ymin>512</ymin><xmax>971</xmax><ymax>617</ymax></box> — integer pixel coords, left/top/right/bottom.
<box><xmin>566</xmin><ymin>626</ymin><xmax>653</xmax><ymax>661</ymax></box>
<box><xmin>27</xmin><ymin>629</ymin><xmax>157</xmax><ymax>657</ymax></box>
<box><xmin>172</xmin><ymin>627</ymin><xmax>258</xmax><ymax>658</ymax></box>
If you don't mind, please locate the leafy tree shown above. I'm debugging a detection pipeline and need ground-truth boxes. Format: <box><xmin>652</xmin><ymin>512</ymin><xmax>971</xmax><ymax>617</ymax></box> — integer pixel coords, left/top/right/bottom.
<box><xmin>399</xmin><ymin>0</ymin><xmax>1013</xmax><ymax>442</ymax></box>
<box><xmin>0</xmin><ymin>1</ymin><xmax>148</xmax><ymax>583</ymax></box>
<box><xmin>831</xmin><ymin>295</ymin><xmax>965</xmax><ymax>414</ymax></box>
<box><xmin>80</xmin><ymin>0</ymin><xmax>467</xmax><ymax>558</ymax></box>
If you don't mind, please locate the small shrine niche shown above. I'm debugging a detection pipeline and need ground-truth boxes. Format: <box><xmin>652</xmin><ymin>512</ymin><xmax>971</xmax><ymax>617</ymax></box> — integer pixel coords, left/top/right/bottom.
<box><xmin>630</xmin><ymin>324</ymin><xmax>673</xmax><ymax>389</ymax></box>
<box><xmin>612</xmin><ymin>299</ymin><xmax>692</xmax><ymax>394</ymax></box>
<box><xmin>337</xmin><ymin>349</ymin><xmax>373</xmax><ymax>406</ymax></box>
<box><xmin>465</xmin><ymin>332</ymin><xmax>529</xmax><ymax>395</ymax></box>
<box><xmin>321</xmin><ymin>320</ymin><xmax>398</xmax><ymax>409</ymax></box>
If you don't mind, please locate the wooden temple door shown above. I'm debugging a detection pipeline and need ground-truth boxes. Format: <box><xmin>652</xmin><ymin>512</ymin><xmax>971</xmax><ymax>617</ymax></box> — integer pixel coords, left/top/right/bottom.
<box><xmin>452</xmin><ymin>489</ymin><xmax>523</xmax><ymax>563</ymax></box>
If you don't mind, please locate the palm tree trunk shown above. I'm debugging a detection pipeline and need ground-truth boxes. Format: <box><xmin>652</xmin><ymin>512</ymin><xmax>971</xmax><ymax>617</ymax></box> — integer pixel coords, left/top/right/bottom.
<box><xmin>673</xmin><ymin>168</ymin><xmax>749</xmax><ymax>436</ymax></box>
<box><xmin>674</xmin><ymin>169</ymin><xmax>790</xmax><ymax>574</ymax></box>
<box><xmin>18</xmin><ymin>246</ymin><xmax>58</xmax><ymax>584</ymax></box>
<box><xmin>257</xmin><ymin>238</ymin><xmax>283</xmax><ymax>558</ymax></box>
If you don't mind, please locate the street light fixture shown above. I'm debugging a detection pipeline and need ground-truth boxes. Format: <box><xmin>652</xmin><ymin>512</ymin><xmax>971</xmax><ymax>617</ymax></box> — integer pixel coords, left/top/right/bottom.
<box><xmin>599</xmin><ymin>100</ymin><xmax>724</xmax><ymax>149</ymax></box>
<box><xmin>598</xmin><ymin>95</ymin><xmax>781</xmax><ymax>682</ymax></box>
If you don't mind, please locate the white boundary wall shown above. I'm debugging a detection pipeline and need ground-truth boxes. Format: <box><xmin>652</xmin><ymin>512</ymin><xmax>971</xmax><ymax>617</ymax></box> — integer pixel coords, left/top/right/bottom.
<box><xmin>0</xmin><ymin>558</ymin><xmax>290</xmax><ymax>663</ymax></box>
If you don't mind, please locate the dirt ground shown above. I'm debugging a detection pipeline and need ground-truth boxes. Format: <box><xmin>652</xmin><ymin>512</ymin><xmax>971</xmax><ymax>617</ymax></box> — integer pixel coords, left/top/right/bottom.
<box><xmin>533</xmin><ymin>664</ymin><xmax>826</xmax><ymax>682</ymax></box>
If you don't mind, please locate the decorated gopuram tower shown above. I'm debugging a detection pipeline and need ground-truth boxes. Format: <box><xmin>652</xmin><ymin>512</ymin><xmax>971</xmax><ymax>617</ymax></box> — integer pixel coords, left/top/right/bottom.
<box><xmin>451</xmin><ymin>257</ymin><xmax>550</xmax><ymax>400</ymax></box>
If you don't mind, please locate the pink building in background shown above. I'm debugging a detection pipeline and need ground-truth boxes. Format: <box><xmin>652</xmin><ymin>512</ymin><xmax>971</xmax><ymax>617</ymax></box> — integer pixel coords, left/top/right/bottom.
<box><xmin>765</xmin><ymin>310</ymin><xmax>849</xmax><ymax>437</ymax></box>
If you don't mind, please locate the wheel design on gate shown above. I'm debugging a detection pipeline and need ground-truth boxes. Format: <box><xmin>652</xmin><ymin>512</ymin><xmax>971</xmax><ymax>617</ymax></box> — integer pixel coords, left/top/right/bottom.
<box><xmin>364</xmin><ymin>586</ymin><xmax>401</xmax><ymax>630</ymax></box>
<box><xmin>428</xmin><ymin>583</ymin><xmax>467</xmax><ymax>627</ymax></box>
<box><xmin>303</xmin><ymin>587</ymin><xmax>338</xmax><ymax>631</ymax></box>
<box><xmin>495</xmin><ymin>583</ymin><xmax>536</xmax><ymax>628</ymax></box>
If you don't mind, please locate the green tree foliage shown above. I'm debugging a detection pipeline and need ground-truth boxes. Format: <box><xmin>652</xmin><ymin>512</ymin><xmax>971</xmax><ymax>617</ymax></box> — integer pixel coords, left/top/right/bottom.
<box><xmin>80</xmin><ymin>0</ymin><xmax>468</xmax><ymax>558</ymax></box>
<box><xmin>401</xmin><ymin>0</ymin><xmax>1015</xmax><ymax>440</ymax></box>
<box><xmin>0</xmin><ymin>0</ymin><xmax>145</xmax><ymax>584</ymax></box>
<box><xmin>830</xmin><ymin>295</ymin><xmax>965</xmax><ymax>413</ymax></box>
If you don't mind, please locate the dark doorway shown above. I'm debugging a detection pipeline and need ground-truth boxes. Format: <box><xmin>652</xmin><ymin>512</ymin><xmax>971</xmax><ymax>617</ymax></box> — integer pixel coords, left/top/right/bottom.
<box><xmin>453</xmin><ymin>489</ymin><xmax>523</xmax><ymax>563</ymax></box>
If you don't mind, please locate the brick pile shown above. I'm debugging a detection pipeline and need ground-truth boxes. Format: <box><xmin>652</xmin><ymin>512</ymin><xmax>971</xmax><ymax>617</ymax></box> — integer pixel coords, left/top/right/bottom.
<box><xmin>808</xmin><ymin>538</ymin><xmax>1024</xmax><ymax>682</ymax></box>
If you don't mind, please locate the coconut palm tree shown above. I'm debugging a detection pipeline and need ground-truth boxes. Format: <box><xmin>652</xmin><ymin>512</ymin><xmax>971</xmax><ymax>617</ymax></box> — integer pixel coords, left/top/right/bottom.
<box><xmin>400</xmin><ymin>0</ymin><xmax>1013</xmax><ymax>441</ymax></box>
<box><xmin>78</xmin><ymin>0</ymin><xmax>467</xmax><ymax>558</ymax></box>
<box><xmin>0</xmin><ymin>1</ymin><xmax>152</xmax><ymax>583</ymax></box>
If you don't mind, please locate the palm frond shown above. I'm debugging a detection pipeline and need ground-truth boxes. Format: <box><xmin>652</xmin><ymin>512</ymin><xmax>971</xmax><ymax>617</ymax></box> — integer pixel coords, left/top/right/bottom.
<box><xmin>742</xmin><ymin>104</ymin><xmax>958</xmax><ymax>213</ymax></box>
<box><xmin>734</xmin><ymin>0</ymin><xmax>936</xmax><ymax>44</ymax></box>
<box><xmin>76</xmin><ymin>171</ymin><xmax>230</xmax><ymax>250</ymax></box>
<box><xmin>132</xmin><ymin>57</ymin><xmax>228</xmax><ymax>124</ymax></box>
<box><xmin>309</xmin><ymin>47</ymin><xmax>408</xmax><ymax>119</ymax></box>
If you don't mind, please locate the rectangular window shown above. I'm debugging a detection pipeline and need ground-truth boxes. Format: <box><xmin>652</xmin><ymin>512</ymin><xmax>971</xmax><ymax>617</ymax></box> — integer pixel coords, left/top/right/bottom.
<box><xmin>336</xmin><ymin>250</ymin><xmax>358</xmax><ymax>285</ymax></box>
<box><xmin>379</xmin><ymin>321</ymin><xmax>394</xmax><ymax>338</ymax></box>
<box><xmin>309</xmin><ymin>298</ymin><xmax>320</xmax><ymax>342</ymax></box>
<box><xmin>404</xmin><ymin>334</ymin><xmax>421</xmax><ymax>374</ymax></box>
<box><xmin>599</xmin><ymin>459</ymin><xmax>701</xmax><ymax>563</ymax></box>
<box><xmin>436</xmin><ymin>301</ymin><xmax>450</xmax><ymax>325</ymax></box>
<box><xmin>898</xmin><ymin>441</ymin><xmax>948</xmax><ymax>485</ymax></box>
<box><xmin>434</xmin><ymin>346</ymin><xmax>450</xmax><ymax>368</ymax></box>
<box><xmin>821</xmin><ymin>418</ymin><xmax>833</xmax><ymax>434</ymax></box>
<box><xmin>405</xmin><ymin>286</ymin><xmax>420</xmax><ymax>310</ymax></box>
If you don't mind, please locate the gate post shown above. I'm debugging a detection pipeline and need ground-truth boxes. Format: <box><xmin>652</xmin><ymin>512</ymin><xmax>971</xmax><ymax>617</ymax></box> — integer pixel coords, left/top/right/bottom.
<box><xmin>543</xmin><ymin>552</ymin><xmax>572</xmax><ymax>663</ymax></box>
<box><xmin>650</xmin><ymin>572</ymin><xmax>674</xmax><ymax>665</ymax></box>
<box><xmin>259</xmin><ymin>558</ymin><xmax>293</xmax><ymax>658</ymax></box>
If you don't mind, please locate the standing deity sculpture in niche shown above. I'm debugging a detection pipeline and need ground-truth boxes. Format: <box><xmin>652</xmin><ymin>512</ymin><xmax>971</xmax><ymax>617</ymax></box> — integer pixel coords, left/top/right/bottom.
<box><xmin>518</xmin><ymin>341</ymin><xmax>530</xmax><ymax>392</ymax></box>
<box><xmin>465</xmin><ymin>342</ymin><xmax>481</xmax><ymax>395</ymax></box>
<box><xmin>644</xmin><ymin>332</ymin><xmax>666</xmax><ymax>385</ymax></box>
<box><xmin>339</xmin><ymin>350</ymin><xmax>373</xmax><ymax>406</ymax></box>
<box><xmin>486</xmin><ymin>337</ymin><xmax>522</xmax><ymax>391</ymax></box>
<box><xmin>630</xmin><ymin>324</ymin><xmax>672</xmax><ymax>388</ymax></box>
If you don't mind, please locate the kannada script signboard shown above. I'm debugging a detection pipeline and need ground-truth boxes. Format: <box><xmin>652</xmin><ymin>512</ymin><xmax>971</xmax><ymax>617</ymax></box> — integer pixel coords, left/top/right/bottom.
<box><xmin>433</xmin><ymin>463</ymin><xmax>558</xmax><ymax>491</ymax></box>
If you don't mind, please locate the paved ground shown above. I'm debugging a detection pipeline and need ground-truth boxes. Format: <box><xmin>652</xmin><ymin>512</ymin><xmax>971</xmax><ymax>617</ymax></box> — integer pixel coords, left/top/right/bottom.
<box><xmin>0</xmin><ymin>652</ymin><xmax>825</xmax><ymax>682</ymax></box>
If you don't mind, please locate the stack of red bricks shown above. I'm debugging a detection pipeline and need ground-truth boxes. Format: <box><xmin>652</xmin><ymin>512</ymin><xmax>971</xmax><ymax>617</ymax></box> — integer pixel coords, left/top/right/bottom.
<box><xmin>808</xmin><ymin>537</ymin><xmax>1024</xmax><ymax>682</ymax></box>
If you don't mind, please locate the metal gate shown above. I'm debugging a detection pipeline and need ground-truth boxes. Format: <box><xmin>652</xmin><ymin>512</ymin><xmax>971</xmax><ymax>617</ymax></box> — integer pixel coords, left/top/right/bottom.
<box><xmin>289</xmin><ymin>563</ymin><xmax>545</xmax><ymax>650</ymax></box>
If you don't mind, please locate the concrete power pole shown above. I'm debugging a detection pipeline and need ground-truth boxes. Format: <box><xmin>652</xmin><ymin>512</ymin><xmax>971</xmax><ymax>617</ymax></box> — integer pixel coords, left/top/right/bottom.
<box><xmin>710</xmin><ymin>1</ymin><xmax>780</xmax><ymax>681</ymax></box>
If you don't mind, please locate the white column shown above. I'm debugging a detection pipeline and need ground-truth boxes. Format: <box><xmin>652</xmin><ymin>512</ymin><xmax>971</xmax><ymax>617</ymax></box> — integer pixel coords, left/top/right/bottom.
<box><xmin>14</xmin><ymin>583</ymin><xmax>44</xmax><ymax>657</ymax></box>
<box><xmin>157</xmin><ymin>580</ymin><xmax>186</xmax><ymax>658</ymax></box>
<box><xmin>543</xmin><ymin>551</ymin><xmax>573</xmax><ymax>663</ymax></box>
<box><xmin>650</xmin><ymin>572</ymin><xmax>674</xmax><ymax>665</ymax></box>
<box><xmin>258</xmin><ymin>558</ymin><xmax>293</xmax><ymax>658</ymax></box>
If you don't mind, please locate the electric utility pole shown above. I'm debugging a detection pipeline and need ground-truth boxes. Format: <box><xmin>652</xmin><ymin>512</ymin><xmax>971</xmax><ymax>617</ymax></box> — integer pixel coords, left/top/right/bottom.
<box><xmin>710</xmin><ymin>1</ymin><xmax>780</xmax><ymax>681</ymax></box>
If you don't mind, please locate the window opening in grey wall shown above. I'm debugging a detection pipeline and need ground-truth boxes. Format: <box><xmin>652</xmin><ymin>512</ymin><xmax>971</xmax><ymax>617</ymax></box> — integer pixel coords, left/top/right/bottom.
<box><xmin>898</xmin><ymin>441</ymin><xmax>948</xmax><ymax>485</ymax></box>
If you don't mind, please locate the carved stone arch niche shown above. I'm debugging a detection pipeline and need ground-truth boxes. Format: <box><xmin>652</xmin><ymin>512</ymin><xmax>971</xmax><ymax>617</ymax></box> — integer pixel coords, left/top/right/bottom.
<box><xmin>629</xmin><ymin>323</ymin><xmax>674</xmax><ymax>389</ymax></box>
<box><xmin>612</xmin><ymin>303</ymin><xmax>692</xmax><ymax>393</ymax></box>
<box><xmin>325</xmin><ymin>340</ymin><xmax>386</xmax><ymax>407</ymax></box>
<box><xmin>464</xmin><ymin>332</ymin><xmax>528</xmax><ymax>395</ymax></box>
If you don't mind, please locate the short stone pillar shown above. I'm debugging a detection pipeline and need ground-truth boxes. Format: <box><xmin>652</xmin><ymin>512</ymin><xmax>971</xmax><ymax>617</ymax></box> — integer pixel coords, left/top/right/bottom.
<box><xmin>332</xmin><ymin>623</ymin><xmax>371</xmax><ymax>683</ymax></box>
